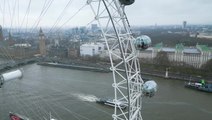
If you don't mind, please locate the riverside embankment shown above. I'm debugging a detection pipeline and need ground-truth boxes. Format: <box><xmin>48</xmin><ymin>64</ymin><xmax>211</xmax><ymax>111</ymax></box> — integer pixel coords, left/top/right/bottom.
<box><xmin>2</xmin><ymin>57</ymin><xmax>209</xmax><ymax>83</ymax></box>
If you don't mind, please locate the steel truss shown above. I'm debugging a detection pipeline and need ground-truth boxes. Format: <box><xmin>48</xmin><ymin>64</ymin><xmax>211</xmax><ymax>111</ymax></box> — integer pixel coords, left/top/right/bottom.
<box><xmin>88</xmin><ymin>0</ymin><xmax>143</xmax><ymax>120</ymax></box>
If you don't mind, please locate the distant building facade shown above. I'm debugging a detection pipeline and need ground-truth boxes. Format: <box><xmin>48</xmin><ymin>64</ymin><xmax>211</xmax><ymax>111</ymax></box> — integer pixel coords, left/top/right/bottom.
<box><xmin>0</xmin><ymin>44</ymin><xmax>36</xmax><ymax>59</ymax></box>
<box><xmin>48</xmin><ymin>46</ymin><xmax>68</xmax><ymax>58</ymax></box>
<box><xmin>91</xmin><ymin>24</ymin><xmax>98</xmax><ymax>32</ymax></box>
<box><xmin>13</xmin><ymin>43</ymin><xmax>32</xmax><ymax>48</ymax></box>
<box><xmin>138</xmin><ymin>43</ymin><xmax>212</xmax><ymax>68</ymax></box>
<box><xmin>7</xmin><ymin>32</ymin><xmax>16</xmax><ymax>46</ymax></box>
<box><xmin>68</xmin><ymin>48</ymin><xmax>78</xmax><ymax>58</ymax></box>
<box><xmin>183</xmin><ymin>21</ymin><xmax>187</xmax><ymax>29</ymax></box>
<box><xmin>80</xmin><ymin>43</ymin><xmax>104</xmax><ymax>56</ymax></box>
<box><xmin>39</xmin><ymin>28</ymin><xmax>46</xmax><ymax>56</ymax></box>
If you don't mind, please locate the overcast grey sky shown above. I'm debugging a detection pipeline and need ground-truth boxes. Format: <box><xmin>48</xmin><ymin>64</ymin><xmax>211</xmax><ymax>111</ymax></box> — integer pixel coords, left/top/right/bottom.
<box><xmin>127</xmin><ymin>0</ymin><xmax>212</xmax><ymax>26</ymax></box>
<box><xmin>1</xmin><ymin>0</ymin><xmax>212</xmax><ymax>28</ymax></box>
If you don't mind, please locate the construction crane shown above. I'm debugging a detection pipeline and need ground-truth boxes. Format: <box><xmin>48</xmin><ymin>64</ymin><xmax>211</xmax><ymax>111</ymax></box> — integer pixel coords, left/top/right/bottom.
<box><xmin>88</xmin><ymin>0</ymin><xmax>156</xmax><ymax>120</ymax></box>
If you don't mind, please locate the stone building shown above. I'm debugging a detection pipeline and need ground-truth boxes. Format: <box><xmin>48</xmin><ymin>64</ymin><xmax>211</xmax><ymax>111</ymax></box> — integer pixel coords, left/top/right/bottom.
<box><xmin>138</xmin><ymin>43</ymin><xmax>211</xmax><ymax>68</ymax></box>
<box><xmin>39</xmin><ymin>28</ymin><xmax>46</xmax><ymax>56</ymax></box>
<box><xmin>80</xmin><ymin>42</ymin><xmax>104</xmax><ymax>56</ymax></box>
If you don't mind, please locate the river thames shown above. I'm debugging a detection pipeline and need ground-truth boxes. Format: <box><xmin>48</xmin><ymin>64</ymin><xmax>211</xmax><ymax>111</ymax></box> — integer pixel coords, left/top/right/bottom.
<box><xmin>0</xmin><ymin>64</ymin><xmax>212</xmax><ymax>120</ymax></box>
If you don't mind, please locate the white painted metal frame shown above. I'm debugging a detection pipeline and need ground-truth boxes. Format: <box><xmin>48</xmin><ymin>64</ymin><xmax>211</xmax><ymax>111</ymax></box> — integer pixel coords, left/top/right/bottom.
<box><xmin>88</xmin><ymin>0</ymin><xmax>144</xmax><ymax>120</ymax></box>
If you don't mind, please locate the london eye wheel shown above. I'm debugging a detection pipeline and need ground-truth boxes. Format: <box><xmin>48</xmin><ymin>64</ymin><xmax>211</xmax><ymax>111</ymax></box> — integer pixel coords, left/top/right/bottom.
<box><xmin>88</xmin><ymin>0</ymin><xmax>144</xmax><ymax>119</ymax></box>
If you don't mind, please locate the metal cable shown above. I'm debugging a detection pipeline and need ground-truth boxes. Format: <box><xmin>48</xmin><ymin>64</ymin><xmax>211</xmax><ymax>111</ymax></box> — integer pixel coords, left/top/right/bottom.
<box><xmin>54</xmin><ymin>4</ymin><xmax>87</xmax><ymax>33</ymax></box>
<box><xmin>48</xmin><ymin>0</ymin><xmax>74</xmax><ymax>34</ymax></box>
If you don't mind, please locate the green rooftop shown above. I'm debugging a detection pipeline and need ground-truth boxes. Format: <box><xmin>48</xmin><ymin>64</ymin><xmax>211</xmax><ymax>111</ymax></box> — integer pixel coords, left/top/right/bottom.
<box><xmin>196</xmin><ymin>45</ymin><xmax>210</xmax><ymax>52</ymax></box>
<box><xmin>154</xmin><ymin>42</ymin><xmax>163</xmax><ymax>50</ymax></box>
<box><xmin>175</xmin><ymin>43</ymin><xmax>184</xmax><ymax>51</ymax></box>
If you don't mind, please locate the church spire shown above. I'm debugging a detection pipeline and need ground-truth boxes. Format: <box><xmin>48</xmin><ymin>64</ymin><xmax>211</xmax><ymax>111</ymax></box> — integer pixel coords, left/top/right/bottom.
<box><xmin>39</xmin><ymin>27</ymin><xmax>44</xmax><ymax>36</ymax></box>
<box><xmin>39</xmin><ymin>27</ymin><xmax>46</xmax><ymax>56</ymax></box>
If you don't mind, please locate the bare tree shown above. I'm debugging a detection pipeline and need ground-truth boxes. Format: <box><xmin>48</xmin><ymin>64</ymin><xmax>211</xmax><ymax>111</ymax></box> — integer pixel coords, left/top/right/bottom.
<box><xmin>153</xmin><ymin>51</ymin><xmax>171</xmax><ymax>68</ymax></box>
<box><xmin>201</xmin><ymin>59</ymin><xmax>212</xmax><ymax>72</ymax></box>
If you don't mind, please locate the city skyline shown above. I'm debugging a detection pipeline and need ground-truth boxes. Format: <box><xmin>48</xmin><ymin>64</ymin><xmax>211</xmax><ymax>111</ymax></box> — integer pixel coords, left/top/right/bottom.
<box><xmin>0</xmin><ymin>0</ymin><xmax>212</xmax><ymax>28</ymax></box>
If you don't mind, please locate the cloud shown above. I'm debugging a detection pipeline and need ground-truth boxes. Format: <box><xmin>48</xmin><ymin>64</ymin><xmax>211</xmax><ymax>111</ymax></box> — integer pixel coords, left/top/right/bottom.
<box><xmin>1</xmin><ymin>0</ymin><xmax>212</xmax><ymax>28</ymax></box>
<box><xmin>126</xmin><ymin>0</ymin><xmax>212</xmax><ymax>25</ymax></box>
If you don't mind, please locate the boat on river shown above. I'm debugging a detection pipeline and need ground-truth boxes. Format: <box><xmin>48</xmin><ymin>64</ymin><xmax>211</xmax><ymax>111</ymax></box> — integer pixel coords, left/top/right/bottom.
<box><xmin>96</xmin><ymin>98</ymin><xmax>127</xmax><ymax>109</ymax></box>
<box><xmin>185</xmin><ymin>81</ymin><xmax>212</xmax><ymax>93</ymax></box>
<box><xmin>9</xmin><ymin>112</ymin><xmax>30</xmax><ymax>120</ymax></box>
<box><xmin>9</xmin><ymin>112</ymin><xmax>57</xmax><ymax>120</ymax></box>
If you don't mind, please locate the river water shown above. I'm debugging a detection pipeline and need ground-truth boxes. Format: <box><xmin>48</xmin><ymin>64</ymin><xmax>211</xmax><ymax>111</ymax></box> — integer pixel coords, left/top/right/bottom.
<box><xmin>0</xmin><ymin>64</ymin><xmax>211</xmax><ymax>120</ymax></box>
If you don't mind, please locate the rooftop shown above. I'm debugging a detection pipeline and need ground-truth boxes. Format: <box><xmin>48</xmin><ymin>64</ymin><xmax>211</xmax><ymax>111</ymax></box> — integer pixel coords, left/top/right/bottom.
<box><xmin>162</xmin><ymin>47</ymin><xmax>175</xmax><ymax>52</ymax></box>
<box><xmin>175</xmin><ymin>43</ymin><xmax>184</xmax><ymax>51</ymax></box>
<box><xmin>81</xmin><ymin>42</ymin><xmax>104</xmax><ymax>47</ymax></box>
<box><xmin>154</xmin><ymin>42</ymin><xmax>163</xmax><ymax>50</ymax></box>
<box><xmin>196</xmin><ymin>45</ymin><xmax>210</xmax><ymax>52</ymax></box>
<box><xmin>184</xmin><ymin>48</ymin><xmax>200</xmax><ymax>54</ymax></box>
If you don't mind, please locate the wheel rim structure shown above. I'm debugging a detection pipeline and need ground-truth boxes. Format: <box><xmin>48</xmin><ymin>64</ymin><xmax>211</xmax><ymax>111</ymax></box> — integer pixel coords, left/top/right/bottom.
<box><xmin>87</xmin><ymin>0</ymin><xmax>144</xmax><ymax>120</ymax></box>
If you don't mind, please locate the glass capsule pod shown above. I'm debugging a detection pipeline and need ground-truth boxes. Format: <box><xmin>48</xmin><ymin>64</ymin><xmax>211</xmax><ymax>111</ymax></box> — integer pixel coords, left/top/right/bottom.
<box><xmin>119</xmin><ymin>0</ymin><xmax>135</xmax><ymax>5</ymax></box>
<box><xmin>134</xmin><ymin>35</ymin><xmax>151</xmax><ymax>50</ymax></box>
